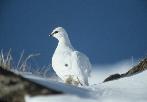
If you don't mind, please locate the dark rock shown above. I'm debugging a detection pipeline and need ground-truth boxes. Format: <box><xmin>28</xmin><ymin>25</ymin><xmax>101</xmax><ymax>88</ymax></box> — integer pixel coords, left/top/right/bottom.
<box><xmin>103</xmin><ymin>58</ymin><xmax>147</xmax><ymax>82</ymax></box>
<box><xmin>0</xmin><ymin>67</ymin><xmax>62</xmax><ymax>102</ymax></box>
<box><xmin>103</xmin><ymin>73</ymin><xmax>121</xmax><ymax>82</ymax></box>
<box><xmin>124</xmin><ymin>58</ymin><xmax>147</xmax><ymax>77</ymax></box>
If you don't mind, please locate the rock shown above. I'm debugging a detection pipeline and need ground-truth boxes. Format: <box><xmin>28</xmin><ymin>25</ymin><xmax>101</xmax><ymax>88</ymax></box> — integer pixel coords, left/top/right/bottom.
<box><xmin>103</xmin><ymin>58</ymin><xmax>147</xmax><ymax>82</ymax></box>
<box><xmin>103</xmin><ymin>73</ymin><xmax>121</xmax><ymax>82</ymax></box>
<box><xmin>0</xmin><ymin>67</ymin><xmax>62</xmax><ymax>102</ymax></box>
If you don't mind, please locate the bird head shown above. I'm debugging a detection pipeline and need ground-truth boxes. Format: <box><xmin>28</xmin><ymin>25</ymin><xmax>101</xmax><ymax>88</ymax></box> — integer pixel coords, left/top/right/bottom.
<box><xmin>49</xmin><ymin>27</ymin><xmax>68</xmax><ymax>40</ymax></box>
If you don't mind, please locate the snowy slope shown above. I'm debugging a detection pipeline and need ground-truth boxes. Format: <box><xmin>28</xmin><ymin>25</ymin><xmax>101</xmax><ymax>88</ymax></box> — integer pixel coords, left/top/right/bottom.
<box><xmin>25</xmin><ymin>61</ymin><xmax>147</xmax><ymax>102</ymax></box>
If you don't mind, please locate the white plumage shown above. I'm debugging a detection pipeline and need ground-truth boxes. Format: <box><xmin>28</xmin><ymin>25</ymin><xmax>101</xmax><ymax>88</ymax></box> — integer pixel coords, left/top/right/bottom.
<box><xmin>49</xmin><ymin>27</ymin><xmax>91</xmax><ymax>86</ymax></box>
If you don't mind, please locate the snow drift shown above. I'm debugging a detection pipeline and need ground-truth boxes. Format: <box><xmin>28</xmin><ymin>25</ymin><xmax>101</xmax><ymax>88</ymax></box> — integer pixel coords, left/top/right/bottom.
<box><xmin>25</xmin><ymin>60</ymin><xmax>147</xmax><ymax>102</ymax></box>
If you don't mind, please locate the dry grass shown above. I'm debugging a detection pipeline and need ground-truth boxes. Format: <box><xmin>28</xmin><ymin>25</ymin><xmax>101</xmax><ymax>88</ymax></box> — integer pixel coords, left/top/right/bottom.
<box><xmin>16</xmin><ymin>50</ymin><xmax>40</xmax><ymax>72</ymax></box>
<box><xmin>0</xmin><ymin>49</ymin><xmax>53</xmax><ymax>78</ymax></box>
<box><xmin>0</xmin><ymin>49</ymin><xmax>40</xmax><ymax>71</ymax></box>
<box><xmin>0</xmin><ymin>49</ymin><xmax>12</xmax><ymax>69</ymax></box>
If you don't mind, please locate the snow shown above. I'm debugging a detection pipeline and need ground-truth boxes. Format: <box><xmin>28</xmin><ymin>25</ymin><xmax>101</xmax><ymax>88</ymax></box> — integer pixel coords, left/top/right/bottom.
<box><xmin>24</xmin><ymin>60</ymin><xmax>147</xmax><ymax>102</ymax></box>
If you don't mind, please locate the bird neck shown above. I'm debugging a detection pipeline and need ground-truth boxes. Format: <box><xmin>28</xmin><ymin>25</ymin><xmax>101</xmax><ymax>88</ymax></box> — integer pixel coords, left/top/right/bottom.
<box><xmin>58</xmin><ymin>37</ymin><xmax>73</xmax><ymax>49</ymax></box>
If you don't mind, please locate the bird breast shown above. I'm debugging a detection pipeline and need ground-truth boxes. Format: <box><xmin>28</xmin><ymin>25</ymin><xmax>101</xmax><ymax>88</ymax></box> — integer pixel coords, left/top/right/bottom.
<box><xmin>52</xmin><ymin>49</ymin><xmax>73</xmax><ymax>79</ymax></box>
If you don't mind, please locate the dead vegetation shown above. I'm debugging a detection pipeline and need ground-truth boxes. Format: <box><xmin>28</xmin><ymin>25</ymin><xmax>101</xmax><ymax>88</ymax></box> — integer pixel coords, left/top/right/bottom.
<box><xmin>0</xmin><ymin>49</ymin><xmax>12</xmax><ymax>70</ymax></box>
<box><xmin>0</xmin><ymin>49</ymin><xmax>61</xmax><ymax>102</ymax></box>
<box><xmin>0</xmin><ymin>49</ymin><xmax>52</xmax><ymax>78</ymax></box>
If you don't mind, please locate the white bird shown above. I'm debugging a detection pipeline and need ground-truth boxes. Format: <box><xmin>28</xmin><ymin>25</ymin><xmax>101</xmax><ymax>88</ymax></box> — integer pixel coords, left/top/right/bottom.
<box><xmin>49</xmin><ymin>27</ymin><xmax>91</xmax><ymax>86</ymax></box>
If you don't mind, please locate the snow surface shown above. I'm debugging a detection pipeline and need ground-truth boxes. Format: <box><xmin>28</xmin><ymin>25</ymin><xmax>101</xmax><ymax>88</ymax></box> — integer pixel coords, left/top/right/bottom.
<box><xmin>24</xmin><ymin>60</ymin><xmax>147</xmax><ymax>102</ymax></box>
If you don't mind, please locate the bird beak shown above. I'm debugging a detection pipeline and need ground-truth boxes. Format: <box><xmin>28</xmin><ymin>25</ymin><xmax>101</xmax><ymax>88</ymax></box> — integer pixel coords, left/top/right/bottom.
<box><xmin>49</xmin><ymin>32</ymin><xmax>54</xmax><ymax>37</ymax></box>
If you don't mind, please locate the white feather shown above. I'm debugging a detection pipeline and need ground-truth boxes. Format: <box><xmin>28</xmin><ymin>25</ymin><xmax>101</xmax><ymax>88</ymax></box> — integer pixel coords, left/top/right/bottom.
<box><xmin>51</xmin><ymin>27</ymin><xmax>92</xmax><ymax>86</ymax></box>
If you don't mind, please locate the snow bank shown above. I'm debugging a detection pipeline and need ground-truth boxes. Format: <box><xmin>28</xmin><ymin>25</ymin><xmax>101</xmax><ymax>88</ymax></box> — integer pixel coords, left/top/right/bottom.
<box><xmin>25</xmin><ymin>60</ymin><xmax>147</xmax><ymax>102</ymax></box>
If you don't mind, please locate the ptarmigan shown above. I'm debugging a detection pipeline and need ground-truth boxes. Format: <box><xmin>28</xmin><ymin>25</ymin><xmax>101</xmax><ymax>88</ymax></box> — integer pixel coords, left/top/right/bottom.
<box><xmin>49</xmin><ymin>27</ymin><xmax>91</xmax><ymax>86</ymax></box>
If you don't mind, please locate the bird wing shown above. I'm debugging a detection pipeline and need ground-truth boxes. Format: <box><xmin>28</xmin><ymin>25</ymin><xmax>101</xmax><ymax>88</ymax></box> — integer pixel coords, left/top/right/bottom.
<box><xmin>71</xmin><ymin>51</ymin><xmax>92</xmax><ymax>85</ymax></box>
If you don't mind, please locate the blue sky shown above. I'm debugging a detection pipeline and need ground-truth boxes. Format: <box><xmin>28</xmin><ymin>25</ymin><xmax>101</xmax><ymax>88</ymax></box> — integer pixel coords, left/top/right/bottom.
<box><xmin>0</xmin><ymin>0</ymin><xmax>147</xmax><ymax>66</ymax></box>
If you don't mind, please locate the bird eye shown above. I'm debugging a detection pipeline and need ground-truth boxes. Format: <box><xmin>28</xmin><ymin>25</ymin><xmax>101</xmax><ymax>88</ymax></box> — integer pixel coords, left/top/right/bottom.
<box><xmin>54</xmin><ymin>31</ymin><xmax>59</xmax><ymax>34</ymax></box>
